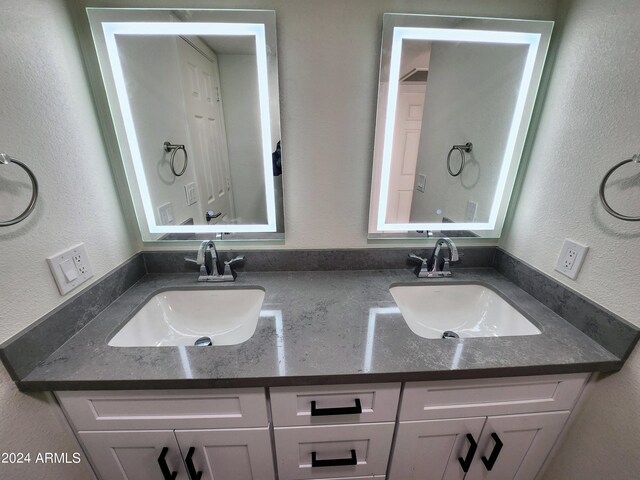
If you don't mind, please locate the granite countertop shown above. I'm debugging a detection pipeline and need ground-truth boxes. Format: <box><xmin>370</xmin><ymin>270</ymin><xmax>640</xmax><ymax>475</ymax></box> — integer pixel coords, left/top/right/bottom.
<box><xmin>17</xmin><ymin>267</ymin><xmax>620</xmax><ymax>391</ymax></box>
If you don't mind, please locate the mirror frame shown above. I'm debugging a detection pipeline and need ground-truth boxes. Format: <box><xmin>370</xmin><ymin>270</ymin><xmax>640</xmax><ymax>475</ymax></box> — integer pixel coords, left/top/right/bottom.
<box><xmin>84</xmin><ymin>8</ymin><xmax>282</xmax><ymax>240</ymax></box>
<box><xmin>369</xmin><ymin>14</ymin><xmax>553</xmax><ymax>238</ymax></box>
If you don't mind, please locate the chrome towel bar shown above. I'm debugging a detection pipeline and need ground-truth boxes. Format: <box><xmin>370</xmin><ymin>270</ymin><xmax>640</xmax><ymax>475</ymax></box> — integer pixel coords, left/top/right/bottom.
<box><xmin>447</xmin><ymin>142</ymin><xmax>473</xmax><ymax>177</ymax></box>
<box><xmin>0</xmin><ymin>152</ymin><xmax>38</xmax><ymax>227</ymax></box>
<box><xmin>163</xmin><ymin>141</ymin><xmax>188</xmax><ymax>177</ymax></box>
<box><xmin>599</xmin><ymin>154</ymin><xmax>640</xmax><ymax>221</ymax></box>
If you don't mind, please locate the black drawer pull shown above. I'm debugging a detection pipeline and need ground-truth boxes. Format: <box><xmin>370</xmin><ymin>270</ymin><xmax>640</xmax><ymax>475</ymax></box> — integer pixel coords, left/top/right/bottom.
<box><xmin>481</xmin><ymin>433</ymin><xmax>503</xmax><ymax>471</ymax></box>
<box><xmin>458</xmin><ymin>433</ymin><xmax>478</xmax><ymax>473</ymax></box>
<box><xmin>310</xmin><ymin>398</ymin><xmax>362</xmax><ymax>416</ymax></box>
<box><xmin>185</xmin><ymin>447</ymin><xmax>203</xmax><ymax>480</ymax></box>
<box><xmin>311</xmin><ymin>449</ymin><xmax>358</xmax><ymax>467</ymax></box>
<box><xmin>157</xmin><ymin>447</ymin><xmax>177</xmax><ymax>480</ymax></box>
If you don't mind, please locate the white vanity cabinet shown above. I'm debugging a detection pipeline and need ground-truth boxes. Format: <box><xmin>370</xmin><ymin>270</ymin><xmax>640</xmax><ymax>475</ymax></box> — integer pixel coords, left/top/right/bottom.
<box><xmin>270</xmin><ymin>383</ymin><xmax>401</xmax><ymax>480</ymax></box>
<box><xmin>388</xmin><ymin>374</ymin><xmax>588</xmax><ymax>480</ymax></box>
<box><xmin>56</xmin><ymin>388</ymin><xmax>275</xmax><ymax>480</ymax></box>
<box><xmin>55</xmin><ymin>374</ymin><xmax>588</xmax><ymax>480</ymax></box>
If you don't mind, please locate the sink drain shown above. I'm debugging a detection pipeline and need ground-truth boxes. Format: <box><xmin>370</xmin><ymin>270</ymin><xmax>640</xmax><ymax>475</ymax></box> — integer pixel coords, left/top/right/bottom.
<box><xmin>194</xmin><ymin>336</ymin><xmax>212</xmax><ymax>346</ymax></box>
<box><xmin>442</xmin><ymin>331</ymin><xmax>459</xmax><ymax>339</ymax></box>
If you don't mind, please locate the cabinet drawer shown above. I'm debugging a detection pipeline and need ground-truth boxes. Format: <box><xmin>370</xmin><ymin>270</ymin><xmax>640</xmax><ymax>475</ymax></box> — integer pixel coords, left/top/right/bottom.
<box><xmin>57</xmin><ymin>388</ymin><xmax>268</xmax><ymax>430</ymax></box>
<box><xmin>270</xmin><ymin>383</ymin><xmax>400</xmax><ymax>426</ymax></box>
<box><xmin>400</xmin><ymin>373</ymin><xmax>588</xmax><ymax>420</ymax></box>
<box><xmin>274</xmin><ymin>423</ymin><xmax>395</xmax><ymax>479</ymax></box>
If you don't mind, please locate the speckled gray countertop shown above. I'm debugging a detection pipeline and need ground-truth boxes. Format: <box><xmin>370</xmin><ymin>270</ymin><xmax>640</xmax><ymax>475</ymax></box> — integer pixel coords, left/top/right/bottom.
<box><xmin>19</xmin><ymin>268</ymin><xmax>619</xmax><ymax>390</ymax></box>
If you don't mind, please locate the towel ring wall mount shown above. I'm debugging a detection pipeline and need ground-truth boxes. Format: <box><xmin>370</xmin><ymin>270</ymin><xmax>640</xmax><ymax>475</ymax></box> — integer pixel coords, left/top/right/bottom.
<box><xmin>599</xmin><ymin>154</ymin><xmax>640</xmax><ymax>221</ymax></box>
<box><xmin>0</xmin><ymin>153</ymin><xmax>39</xmax><ymax>227</ymax></box>
<box><xmin>164</xmin><ymin>141</ymin><xmax>188</xmax><ymax>177</ymax></box>
<box><xmin>447</xmin><ymin>142</ymin><xmax>473</xmax><ymax>177</ymax></box>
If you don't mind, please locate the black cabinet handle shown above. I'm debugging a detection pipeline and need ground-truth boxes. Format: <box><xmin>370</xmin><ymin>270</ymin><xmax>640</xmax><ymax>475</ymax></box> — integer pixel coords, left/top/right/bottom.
<box><xmin>185</xmin><ymin>447</ymin><xmax>203</xmax><ymax>480</ymax></box>
<box><xmin>311</xmin><ymin>449</ymin><xmax>357</xmax><ymax>467</ymax></box>
<box><xmin>458</xmin><ymin>433</ymin><xmax>478</xmax><ymax>473</ymax></box>
<box><xmin>481</xmin><ymin>433</ymin><xmax>504</xmax><ymax>471</ymax></box>
<box><xmin>157</xmin><ymin>447</ymin><xmax>177</xmax><ymax>480</ymax></box>
<box><xmin>310</xmin><ymin>398</ymin><xmax>362</xmax><ymax>416</ymax></box>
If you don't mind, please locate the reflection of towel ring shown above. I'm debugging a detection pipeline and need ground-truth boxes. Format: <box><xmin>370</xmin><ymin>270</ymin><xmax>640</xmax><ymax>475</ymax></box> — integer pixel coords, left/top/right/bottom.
<box><xmin>599</xmin><ymin>154</ymin><xmax>640</xmax><ymax>221</ymax></box>
<box><xmin>0</xmin><ymin>153</ymin><xmax>39</xmax><ymax>227</ymax></box>
<box><xmin>164</xmin><ymin>141</ymin><xmax>188</xmax><ymax>177</ymax></box>
<box><xmin>447</xmin><ymin>142</ymin><xmax>473</xmax><ymax>177</ymax></box>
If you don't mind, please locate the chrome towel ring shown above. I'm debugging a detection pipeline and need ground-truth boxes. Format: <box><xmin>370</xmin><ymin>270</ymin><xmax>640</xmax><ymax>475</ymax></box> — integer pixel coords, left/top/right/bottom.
<box><xmin>164</xmin><ymin>141</ymin><xmax>188</xmax><ymax>177</ymax></box>
<box><xmin>447</xmin><ymin>142</ymin><xmax>473</xmax><ymax>177</ymax></box>
<box><xmin>599</xmin><ymin>154</ymin><xmax>640</xmax><ymax>221</ymax></box>
<box><xmin>0</xmin><ymin>152</ymin><xmax>38</xmax><ymax>227</ymax></box>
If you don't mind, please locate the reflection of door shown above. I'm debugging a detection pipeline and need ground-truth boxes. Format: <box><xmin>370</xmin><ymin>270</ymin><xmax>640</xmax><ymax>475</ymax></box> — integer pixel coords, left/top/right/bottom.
<box><xmin>178</xmin><ymin>38</ymin><xmax>234</xmax><ymax>224</ymax></box>
<box><xmin>386</xmin><ymin>84</ymin><xmax>426</xmax><ymax>223</ymax></box>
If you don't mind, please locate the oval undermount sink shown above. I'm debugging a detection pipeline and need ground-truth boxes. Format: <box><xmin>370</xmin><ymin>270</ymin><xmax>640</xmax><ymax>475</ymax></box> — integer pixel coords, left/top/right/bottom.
<box><xmin>390</xmin><ymin>283</ymin><xmax>541</xmax><ymax>339</ymax></box>
<box><xmin>108</xmin><ymin>288</ymin><xmax>265</xmax><ymax>347</ymax></box>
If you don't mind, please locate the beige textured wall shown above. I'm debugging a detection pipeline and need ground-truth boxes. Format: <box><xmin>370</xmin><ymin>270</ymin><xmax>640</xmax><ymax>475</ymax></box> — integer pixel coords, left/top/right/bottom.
<box><xmin>499</xmin><ymin>1</ymin><xmax>640</xmax><ymax>478</ymax></box>
<box><xmin>11</xmin><ymin>0</ymin><xmax>640</xmax><ymax>478</ymax></box>
<box><xmin>0</xmin><ymin>0</ymin><xmax>137</xmax><ymax>478</ymax></box>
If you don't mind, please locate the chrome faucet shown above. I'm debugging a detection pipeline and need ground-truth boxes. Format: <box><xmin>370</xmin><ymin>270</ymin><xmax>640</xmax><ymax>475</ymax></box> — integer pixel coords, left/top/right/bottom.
<box><xmin>185</xmin><ymin>240</ymin><xmax>245</xmax><ymax>282</ymax></box>
<box><xmin>409</xmin><ymin>237</ymin><xmax>459</xmax><ymax>278</ymax></box>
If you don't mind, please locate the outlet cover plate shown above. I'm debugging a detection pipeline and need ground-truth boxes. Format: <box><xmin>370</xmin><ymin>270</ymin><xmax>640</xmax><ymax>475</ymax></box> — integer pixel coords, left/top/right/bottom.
<box><xmin>554</xmin><ymin>239</ymin><xmax>588</xmax><ymax>280</ymax></box>
<box><xmin>47</xmin><ymin>243</ymin><xmax>94</xmax><ymax>295</ymax></box>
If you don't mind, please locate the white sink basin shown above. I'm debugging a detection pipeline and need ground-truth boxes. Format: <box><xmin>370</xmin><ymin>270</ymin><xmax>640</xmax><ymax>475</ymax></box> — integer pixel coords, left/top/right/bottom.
<box><xmin>390</xmin><ymin>284</ymin><xmax>541</xmax><ymax>339</ymax></box>
<box><xmin>109</xmin><ymin>288</ymin><xmax>265</xmax><ymax>347</ymax></box>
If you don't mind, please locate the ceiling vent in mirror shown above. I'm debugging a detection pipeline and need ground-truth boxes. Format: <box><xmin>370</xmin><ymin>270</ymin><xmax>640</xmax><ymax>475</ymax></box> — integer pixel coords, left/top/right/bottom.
<box><xmin>400</xmin><ymin>68</ymin><xmax>428</xmax><ymax>82</ymax></box>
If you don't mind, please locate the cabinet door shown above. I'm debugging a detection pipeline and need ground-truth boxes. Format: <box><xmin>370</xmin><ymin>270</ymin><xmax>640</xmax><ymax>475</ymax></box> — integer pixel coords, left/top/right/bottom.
<box><xmin>465</xmin><ymin>411</ymin><xmax>570</xmax><ymax>480</ymax></box>
<box><xmin>388</xmin><ymin>417</ymin><xmax>486</xmax><ymax>480</ymax></box>
<box><xmin>80</xmin><ymin>430</ymin><xmax>187</xmax><ymax>480</ymax></box>
<box><xmin>175</xmin><ymin>427</ymin><xmax>275</xmax><ymax>480</ymax></box>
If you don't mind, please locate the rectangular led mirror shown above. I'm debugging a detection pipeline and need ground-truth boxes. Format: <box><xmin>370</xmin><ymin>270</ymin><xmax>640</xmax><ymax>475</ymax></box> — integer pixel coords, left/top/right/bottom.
<box><xmin>86</xmin><ymin>8</ymin><xmax>283</xmax><ymax>241</ymax></box>
<box><xmin>369</xmin><ymin>14</ymin><xmax>552</xmax><ymax>239</ymax></box>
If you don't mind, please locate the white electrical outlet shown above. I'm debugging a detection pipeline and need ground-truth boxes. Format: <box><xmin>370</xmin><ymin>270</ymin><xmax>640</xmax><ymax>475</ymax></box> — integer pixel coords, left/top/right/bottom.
<box><xmin>47</xmin><ymin>243</ymin><xmax>94</xmax><ymax>295</ymax></box>
<box><xmin>554</xmin><ymin>239</ymin><xmax>588</xmax><ymax>280</ymax></box>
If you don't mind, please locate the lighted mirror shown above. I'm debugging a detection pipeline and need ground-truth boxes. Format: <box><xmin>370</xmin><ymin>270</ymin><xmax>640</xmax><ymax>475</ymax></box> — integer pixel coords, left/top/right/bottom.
<box><xmin>369</xmin><ymin>14</ymin><xmax>553</xmax><ymax>238</ymax></box>
<box><xmin>86</xmin><ymin>8</ymin><xmax>283</xmax><ymax>241</ymax></box>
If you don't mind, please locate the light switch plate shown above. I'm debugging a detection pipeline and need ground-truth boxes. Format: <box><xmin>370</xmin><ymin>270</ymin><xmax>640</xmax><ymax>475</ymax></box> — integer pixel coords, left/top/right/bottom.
<box><xmin>47</xmin><ymin>243</ymin><xmax>94</xmax><ymax>295</ymax></box>
<box><xmin>416</xmin><ymin>173</ymin><xmax>427</xmax><ymax>193</ymax></box>
<box><xmin>185</xmin><ymin>182</ymin><xmax>198</xmax><ymax>206</ymax></box>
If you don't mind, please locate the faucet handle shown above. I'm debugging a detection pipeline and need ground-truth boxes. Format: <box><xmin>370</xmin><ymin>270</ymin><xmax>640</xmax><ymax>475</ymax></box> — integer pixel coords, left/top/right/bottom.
<box><xmin>225</xmin><ymin>255</ymin><xmax>246</xmax><ymax>266</ymax></box>
<box><xmin>184</xmin><ymin>257</ymin><xmax>207</xmax><ymax>276</ymax></box>
<box><xmin>408</xmin><ymin>253</ymin><xmax>428</xmax><ymax>264</ymax></box>
<box><xmin>221</xmin><ymin>255</ymin><xmax>245</xmax><ymax>280</ymax></box>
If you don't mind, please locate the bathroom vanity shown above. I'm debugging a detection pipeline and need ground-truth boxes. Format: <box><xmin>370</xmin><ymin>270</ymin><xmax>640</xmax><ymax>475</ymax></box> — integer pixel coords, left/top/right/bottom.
<box><xmin>2</xmin><ymin>257</ymin><xmax>634</xmax><ymax>480</ymax></box>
